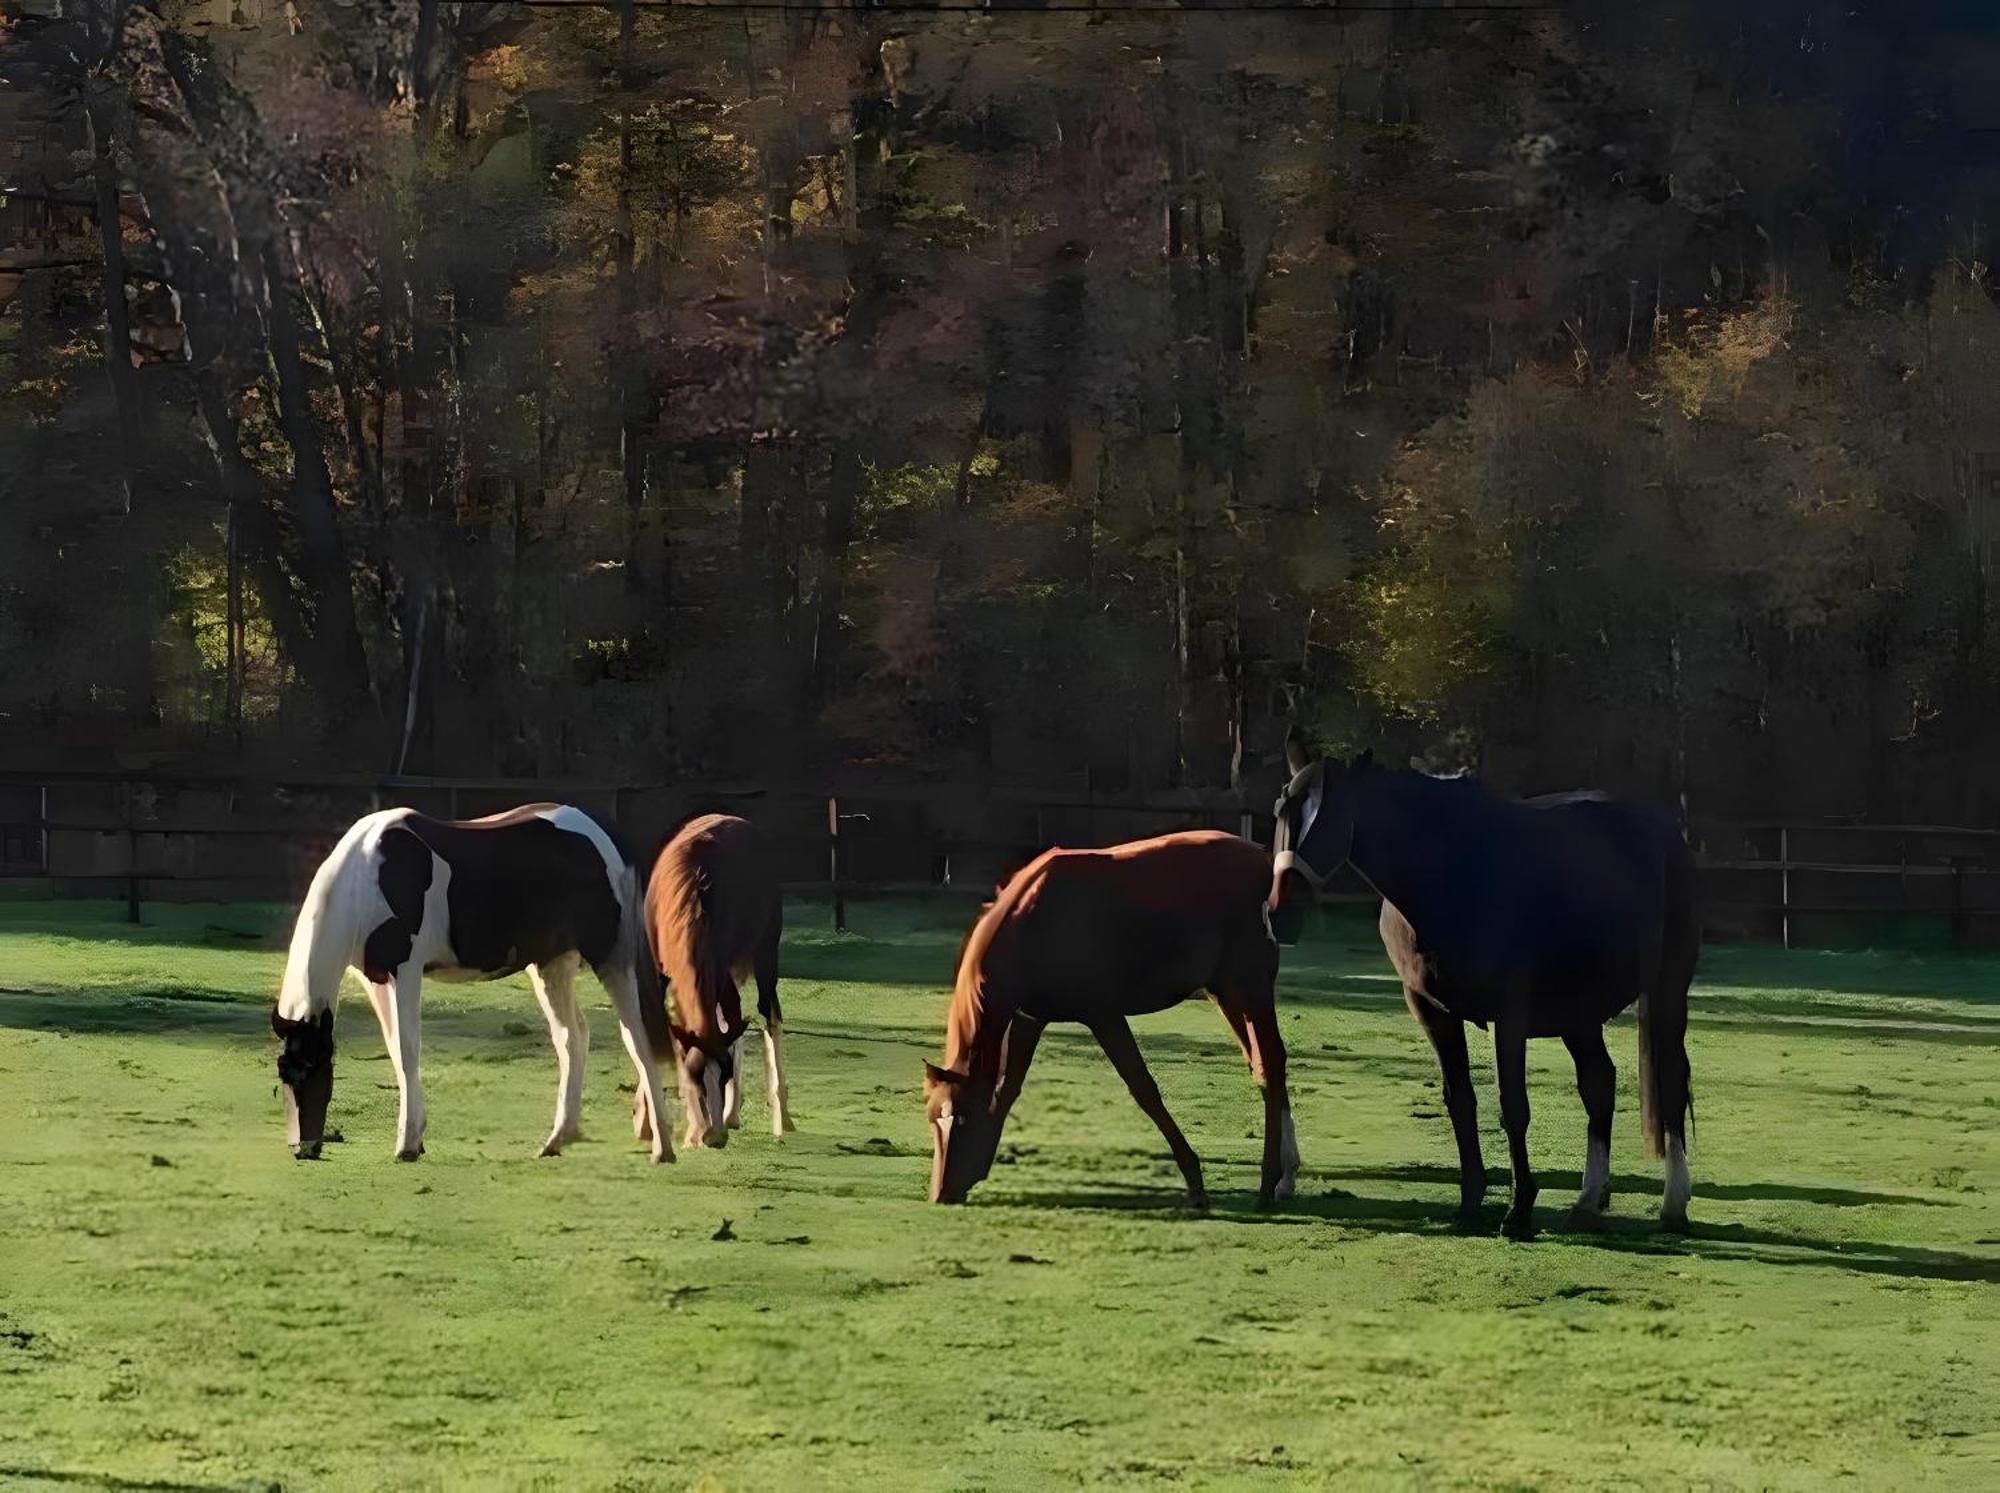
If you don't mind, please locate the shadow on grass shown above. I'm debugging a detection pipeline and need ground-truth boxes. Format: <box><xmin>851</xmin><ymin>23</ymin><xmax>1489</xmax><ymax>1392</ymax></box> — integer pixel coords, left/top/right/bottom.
<box><xmin>0</xmin><ymin>988</ymin><xmax>263</xmax><ymax>1036</ymax></box>
<box><xmin>0</xmin><ymin>1465</ymin><xmax>250</xmax><ymax>1492</ymax></box>
<box><xmin>1320</xmin><ymin>1161</ymin><xmax>1956</xmax><ymax>1210</ymax></box>
<box><xmin>995</xmin><ymin>1182</ymin><xmax>2000</xmax><ymax>1283</ymax></box>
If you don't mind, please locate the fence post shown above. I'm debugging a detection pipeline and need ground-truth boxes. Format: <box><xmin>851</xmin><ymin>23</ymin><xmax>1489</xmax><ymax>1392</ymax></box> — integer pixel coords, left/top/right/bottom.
<box><xmin>1950</xmin><ymin>856</ymin><xmax>1967</xmax><ymax>949</ymax></box>
<box><xmin>1779</xmin><ymin>826</ymin><xmax>1791</xmax><ymax>951</ymax></box>
<box><xmin>1239</xmin><ymin>810</ymin><xmax>1254</xmax><ymax>843</ymax></box>
<box><xmin>124</xmin><ymin>782</ymin><xmax>139</xmax><ymax>925</ymax></box>
<box><xmin>828</xmin><ymin>795</ymin><xmax>846</xmax><ymax>932</ymax></box>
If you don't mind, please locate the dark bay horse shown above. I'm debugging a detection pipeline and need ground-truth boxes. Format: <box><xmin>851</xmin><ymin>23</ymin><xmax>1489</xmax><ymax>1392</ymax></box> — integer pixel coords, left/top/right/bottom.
<box><xmin>642</xmin><ymin>813</ymin><xmax>788</xmax><ymax>1150</ymax></box>
<box><xmin>1268</xmin><ymin>744</ymin><xmax>1695</xmax><ymax>1236</ymax></box>
<box><xmin>924</xmin><ymin>830</ymin><xmax>1296</xmax><ymax>1209</ymax></box>
<box><xmin>271</xmin><ymin>804</ymin><xmax>674</xmax><ymax>1163</ymax></box>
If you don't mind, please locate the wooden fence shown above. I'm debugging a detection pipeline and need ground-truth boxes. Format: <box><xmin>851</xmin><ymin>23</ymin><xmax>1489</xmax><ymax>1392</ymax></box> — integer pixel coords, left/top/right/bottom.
<box><xmin>6</xmin><ymin>767</ymin><xmax>2000</xmax><ymax>946</ymax></box>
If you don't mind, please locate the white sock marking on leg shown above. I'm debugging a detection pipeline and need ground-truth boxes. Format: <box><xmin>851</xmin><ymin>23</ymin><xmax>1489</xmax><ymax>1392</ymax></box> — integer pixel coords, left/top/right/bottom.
<box><xmin>1663</xmin><ymin>1135</ymin><xmax>1691</xmax><ymax>1224</ymax></box>
<box><xmin>764</xmin><ymin>1022</ymin><xmax>789</xmax><ymax>1135</ymax></box>
<box><xmin>1576</xmin><ymin>1134</ymin><xmax>1609</xmax><ymax>1213</ymax></box>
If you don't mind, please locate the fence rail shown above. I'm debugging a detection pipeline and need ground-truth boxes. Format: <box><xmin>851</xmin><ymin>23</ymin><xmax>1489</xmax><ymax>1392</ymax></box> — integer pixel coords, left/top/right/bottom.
<box><xmin>2</xmin><ymin>768</ymin><xmax>1997</xmax><ymax>945</ymax></box>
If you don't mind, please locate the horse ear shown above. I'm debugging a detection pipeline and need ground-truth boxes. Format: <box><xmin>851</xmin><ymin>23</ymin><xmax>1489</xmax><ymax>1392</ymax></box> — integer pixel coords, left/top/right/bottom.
<box><xmin>1284</xmin><ymin>727</ymin><xmax>1311</xmax><ymax>775</ymax></box>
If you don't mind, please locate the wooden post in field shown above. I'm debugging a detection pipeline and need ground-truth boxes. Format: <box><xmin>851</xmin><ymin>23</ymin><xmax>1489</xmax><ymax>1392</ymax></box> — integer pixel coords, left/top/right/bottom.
<box><xmin>828</xmin><ymin>795</ymin><xmax>846</xmax><ymax>932</ymax></box>
<box><xmin>124</xmin><ymin>782</ymin><xmax>139</xmax><ymax>925</ymax></box>
<box><xmin>1779</xmin><ymin>826</ymin><xmax>1791</xmax><ymax>951</ymax></box>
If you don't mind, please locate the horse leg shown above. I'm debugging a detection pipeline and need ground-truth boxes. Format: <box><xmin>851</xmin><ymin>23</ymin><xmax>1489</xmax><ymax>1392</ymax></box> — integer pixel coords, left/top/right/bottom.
<box><xmin>1091</xmin><ymin>1012</ymin><xmax>1207</xmax><ymax>1210</ymax></box>
<box><xmin>598</xmin><ymin>962</ymin><xmax>674</xmax><ymax>1164</ymax></box>
<box><xmin>1562</xmin><ymin>1025</ymin><xmax>1615</xmax><ymax>1226</ymax></box>
<box><xmin>755</xmin><ymin>935</ymin><xmax>792</xmax><ymax>1135</ymax></box>
<box><xmin>1244</xmin><ymin>996</ymin><xmax>1295</xmax><ymax>1208</ymax></box>
<box><xmin>1494</xmin><ymin>1018</ymin><xmax>1536</xmax><ymax>1238</ymax></box>
<box><xmin>529</xmin><ymin>954</ymin><xmax>587</xmax><ymax>1157</ymax></box>
<box><xmin>388</xmin><ymin>964</ymin><xmax>426</xmax><ymax>1161</ymax></box>
<box><xmin>722</xmin><ymin>1032</ymin><xmax>744</xmax><ymax>1131</ymax></box>
<box><xmin>1406</xmin><ymin>990</ymin><xmax>1485</xmax><ymax>1225</ymax></box>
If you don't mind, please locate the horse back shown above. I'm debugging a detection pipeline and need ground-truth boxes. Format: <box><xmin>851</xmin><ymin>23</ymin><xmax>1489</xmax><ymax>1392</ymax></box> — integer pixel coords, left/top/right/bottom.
<box><xmin>646</xmin><ymin>815</ymin><xmax>780</xmax><ymax>1031</ymax></box>
<box><xmin>389</xmin><ymin>804</ymin><xmax>632</xmax><ymax>978</ymax></box>
<box><xmin>1001</xmin><ymin>831</ymin><xmax>1272</xmax><ymax>1018</ymax></box>
<box><xmin>1392</xmin><ymin>795</ymin><xmax>1681</xmax><ymax>1030</ymax></box>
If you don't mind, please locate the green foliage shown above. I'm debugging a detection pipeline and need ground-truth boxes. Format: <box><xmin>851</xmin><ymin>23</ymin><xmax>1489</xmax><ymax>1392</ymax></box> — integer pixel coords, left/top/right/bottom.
<box><xmin>160</xmin><ymin>535</ymin><xmax>287</xmax><ymax>725</ymax></box>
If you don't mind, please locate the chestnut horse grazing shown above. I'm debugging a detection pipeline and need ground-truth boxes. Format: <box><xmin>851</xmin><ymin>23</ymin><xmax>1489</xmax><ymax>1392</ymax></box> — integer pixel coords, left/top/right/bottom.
<box><xmin>924</xmin><ymin>830</ymin><xmax>1296</xmax><ymax>1209</ymax></box>
<box><xmin>1269</xmin><ymin>742</ymin><xmax>1696</xmax><ymax>1237</ymax></box>
<box><xmin>642</xmin><ymin>814</ymin><xmax>788</xmax><ymax>1150</ymax></box>
<box><xmin>271</xmin><ymin>804</ymin><xmax>675</xmax><ymax>1163</ymax></box>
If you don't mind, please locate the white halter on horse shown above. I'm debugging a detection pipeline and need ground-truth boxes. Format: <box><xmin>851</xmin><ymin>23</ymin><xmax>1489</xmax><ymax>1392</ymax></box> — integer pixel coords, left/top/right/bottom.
<box><xmin>271</xmin><ymin>803</ymin><xmax>675</xmax><ymax>1164</ymax></box>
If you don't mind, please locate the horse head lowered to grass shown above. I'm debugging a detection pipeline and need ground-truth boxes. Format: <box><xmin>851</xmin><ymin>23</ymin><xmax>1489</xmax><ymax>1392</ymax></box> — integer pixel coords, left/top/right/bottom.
<box><xmin>925</xmin><ymin>830</ymin><xmax>1297</xmax><ymax>1209</ymax></box>
<box><xmin>640</xmin><ymin>812</ymin><xmax>790</xmax><ymax>1152</ymax></box>
<box><xmin>271</xmin><ymin>803</ymin><xmax>676</xmax><ymax>1163</ymax></box>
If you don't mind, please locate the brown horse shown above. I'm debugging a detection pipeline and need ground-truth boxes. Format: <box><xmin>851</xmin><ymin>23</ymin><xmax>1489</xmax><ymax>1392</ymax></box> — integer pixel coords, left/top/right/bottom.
<box><xmin>641</xmin><ymin>813</ymin><xmax>788</xmax><ymax>1150</ymax></box>
<box><xmin>923</xmin><ymin>830</ymin><xmax>1296</xmax><ymax>1208</ymax></box>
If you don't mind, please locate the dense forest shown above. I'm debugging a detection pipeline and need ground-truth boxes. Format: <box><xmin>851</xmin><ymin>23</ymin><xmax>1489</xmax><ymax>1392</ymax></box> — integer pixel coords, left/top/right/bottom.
<box><xmin>4</xmin><ymin>1</ymin><xmax>2000</xmax><ymax>823</ymax></box>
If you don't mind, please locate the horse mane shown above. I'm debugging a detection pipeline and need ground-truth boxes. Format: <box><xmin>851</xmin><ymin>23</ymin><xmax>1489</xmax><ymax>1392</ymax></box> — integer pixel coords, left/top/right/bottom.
<box><xmin>940</xmin><ymin>858</ymin><xmax>1047</xmax><ymax>1077</ymax></box>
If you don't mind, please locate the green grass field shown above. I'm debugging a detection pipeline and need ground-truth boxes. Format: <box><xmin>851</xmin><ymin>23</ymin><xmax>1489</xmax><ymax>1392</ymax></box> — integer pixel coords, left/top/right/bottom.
<box><xmin>1</xmin><ymin>899</ymin><xmax>1996</xmax><ymax>1490</ymax></box>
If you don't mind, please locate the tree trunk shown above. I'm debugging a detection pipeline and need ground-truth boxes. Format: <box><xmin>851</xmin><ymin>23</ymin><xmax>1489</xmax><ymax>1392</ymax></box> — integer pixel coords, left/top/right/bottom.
<box><xmin>813</xmin><ymin>448</ymin><xmax>862</xmax><ymax>707</ymax></box>
<box><xmin>86</xmin><ymin>97</ymin><xmax>144</xmax><ymax>469</ymax></box>
<box><xmin>259</xmin><ymin>235</ymin><xmax>372</xmax><ymax>711</ymax></box>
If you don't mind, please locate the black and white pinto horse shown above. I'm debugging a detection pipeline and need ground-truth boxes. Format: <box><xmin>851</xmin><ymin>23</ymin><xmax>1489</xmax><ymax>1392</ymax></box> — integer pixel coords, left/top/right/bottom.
<box><xmin>1268</xmin><ymin>743</ymin><xmax>1696</xmax><ymax>1237</ymax></box>
<box><xmin>271</xmin><ymin>804</ymin><xmax>675</xmax><ymax>1163</ymax></box>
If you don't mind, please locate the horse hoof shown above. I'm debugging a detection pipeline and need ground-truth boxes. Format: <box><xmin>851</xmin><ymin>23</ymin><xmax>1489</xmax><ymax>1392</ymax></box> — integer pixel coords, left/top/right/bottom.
<box><xmin>395</xmin><ymin>1145</ymin><xmax>424</xmax><ymax>1163</ymax></box>
<box><xmin>651</xmin><ymin>1146</ymin><xmax>675</xmax><ymax>1165</ymax></box>
<box><xmin>1499</xmin><ymin>1209</ymin><xmax>1537</xmax><ymax>1241</ymax></box>
<box><xmin>1561</xmin><ymin>1205</ymin><xmax>1603</xmax><ymax>1233</ymax></box>
<box><xmin>1661</xmin><ymin>1208</ymin><xmax>1690</xmax><ymax>1234</ymax></box>
<box><xmin>538</xmin><ymin>1140</ymin><xmax>564</xmax><ymax>1158</ymax></box>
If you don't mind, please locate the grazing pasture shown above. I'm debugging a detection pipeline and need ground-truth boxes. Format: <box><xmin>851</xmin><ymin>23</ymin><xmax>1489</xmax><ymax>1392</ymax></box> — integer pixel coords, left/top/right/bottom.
<box><xmin>0</xmin><ymin>898</ymin><xmax>1995</xmax><ymax>1490</ymax></box>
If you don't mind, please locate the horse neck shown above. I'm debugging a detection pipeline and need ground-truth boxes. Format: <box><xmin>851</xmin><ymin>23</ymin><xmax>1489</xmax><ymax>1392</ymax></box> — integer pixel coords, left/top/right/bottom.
<box><xmin>1348</xmin><ymin>775</ymin><xmax>1480</xmax><ymax>931</ymax></box>
<box><xmin>943</xmin><ymin>968</ymin><xmax>1019</xmax><ymax>1087</ymax></box>
<box><xmin>278</xmin><ymin>820</ymin><xmax>373</xmax><ymax>1019</ymax></box>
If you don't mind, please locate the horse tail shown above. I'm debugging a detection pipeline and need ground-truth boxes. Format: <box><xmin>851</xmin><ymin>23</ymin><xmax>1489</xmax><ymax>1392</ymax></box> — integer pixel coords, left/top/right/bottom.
<box><xmin>1637</xmin><ymin>833</ymin><xmax>1696</xmax><ymax>1161</ymax></box>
